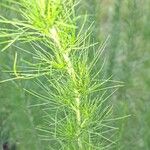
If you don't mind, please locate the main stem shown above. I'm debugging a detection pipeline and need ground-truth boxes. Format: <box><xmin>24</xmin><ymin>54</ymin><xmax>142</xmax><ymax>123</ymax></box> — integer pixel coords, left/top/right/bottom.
<box><xmin>50</xmin><ymin>28</ymin><xmax>82</xmax><ymax>149</ymax></box>
<box><xmin>63</xmin><ymin>53</ymin><xmax>82</xmax><ymax>149</ymax></box>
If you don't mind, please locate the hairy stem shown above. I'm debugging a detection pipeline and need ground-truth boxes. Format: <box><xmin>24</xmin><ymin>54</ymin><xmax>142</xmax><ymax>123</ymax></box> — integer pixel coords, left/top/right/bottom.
<box><xmin>50</xmin><ymin>27</ymin><xmax>83</xmax><ymax>149</ymax></box>
<box><xmin>63</xmin><ymin>53</ymin><xmax>82</xmax><ymax>149</ymax></box>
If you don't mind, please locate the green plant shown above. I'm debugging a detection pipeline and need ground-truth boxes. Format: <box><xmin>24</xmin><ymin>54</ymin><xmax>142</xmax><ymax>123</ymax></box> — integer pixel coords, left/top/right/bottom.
<box><xmin>0</xmin><ymin>0</ymin><xmax>123</xmax><ymax>149</ymax></box>
<box><xmin>84</xmin><ymin>0</ymin><xmax>150</xmax><ymax>149</ymax></box>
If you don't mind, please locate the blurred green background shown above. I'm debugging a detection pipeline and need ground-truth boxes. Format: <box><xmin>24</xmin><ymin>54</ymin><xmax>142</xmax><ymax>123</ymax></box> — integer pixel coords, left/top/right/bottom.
<box><xmin>0</xmin><ymin>0</ymin><xmax>150</xmax><ymax>149</ymax></box>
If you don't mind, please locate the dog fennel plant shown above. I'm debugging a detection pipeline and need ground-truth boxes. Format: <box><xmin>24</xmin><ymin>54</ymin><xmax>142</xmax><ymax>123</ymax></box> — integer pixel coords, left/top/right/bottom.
<box><xmin>0</xmin><ymin>0</ymin><xmax>124</xmax><ymax>149</ymax></box>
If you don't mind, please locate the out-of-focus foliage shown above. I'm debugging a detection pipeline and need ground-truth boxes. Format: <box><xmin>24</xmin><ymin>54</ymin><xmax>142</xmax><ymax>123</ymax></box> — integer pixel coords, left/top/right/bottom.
<box><xmin>80</xmin><ymin>0</ymin><xmax>150</xmax><ymax>149</ymax></box>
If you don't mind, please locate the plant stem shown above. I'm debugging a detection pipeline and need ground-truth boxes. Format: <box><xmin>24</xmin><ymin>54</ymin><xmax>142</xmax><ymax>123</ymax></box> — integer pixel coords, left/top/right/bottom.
<box><xmin>51</xmin><ymin>27</ymin><xmax>83</xmax><ymax>149</ymax></box>
<box><xmin>63</xmin><ymin>53</ymin><xmax>82</xmax><ymax>149</ymax></box>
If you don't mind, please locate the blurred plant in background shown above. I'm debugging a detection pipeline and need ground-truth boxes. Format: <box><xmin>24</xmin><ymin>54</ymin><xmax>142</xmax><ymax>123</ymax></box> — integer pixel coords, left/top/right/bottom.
<box><xmin>80</xmin><ymin>0</ymin><xmax>150</xmax><ymax>149</ymax></box>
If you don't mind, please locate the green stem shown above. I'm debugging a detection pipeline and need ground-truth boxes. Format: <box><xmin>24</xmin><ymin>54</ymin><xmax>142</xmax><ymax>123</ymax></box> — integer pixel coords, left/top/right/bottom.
<box><xmin>51</xmin><ymin>27</ymin><xmax>83</xmax><ymax>149</ymax></box>
<box><xmin>63</xmin><ymin>53</ymin><xmax>82</xmax><ymax>149</ymax></box>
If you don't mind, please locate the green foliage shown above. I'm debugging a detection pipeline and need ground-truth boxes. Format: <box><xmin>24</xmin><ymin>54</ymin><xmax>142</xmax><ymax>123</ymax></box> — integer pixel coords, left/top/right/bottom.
<box><xmin>82</xmin><ymin>0</ymin><xmax>150</xmax><ymax>149</ymax></box>
<box><xmin>0</xmin><ymin>0</ymin><xmax>124</xmax><ymax>149</ymax></box>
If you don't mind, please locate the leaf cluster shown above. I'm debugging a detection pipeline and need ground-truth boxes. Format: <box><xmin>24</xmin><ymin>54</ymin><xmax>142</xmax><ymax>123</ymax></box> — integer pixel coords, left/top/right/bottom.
<box><xmin>0</xmin><ymin>0</ymin><xmax>124</xmax><ymax>149</ymax></box>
